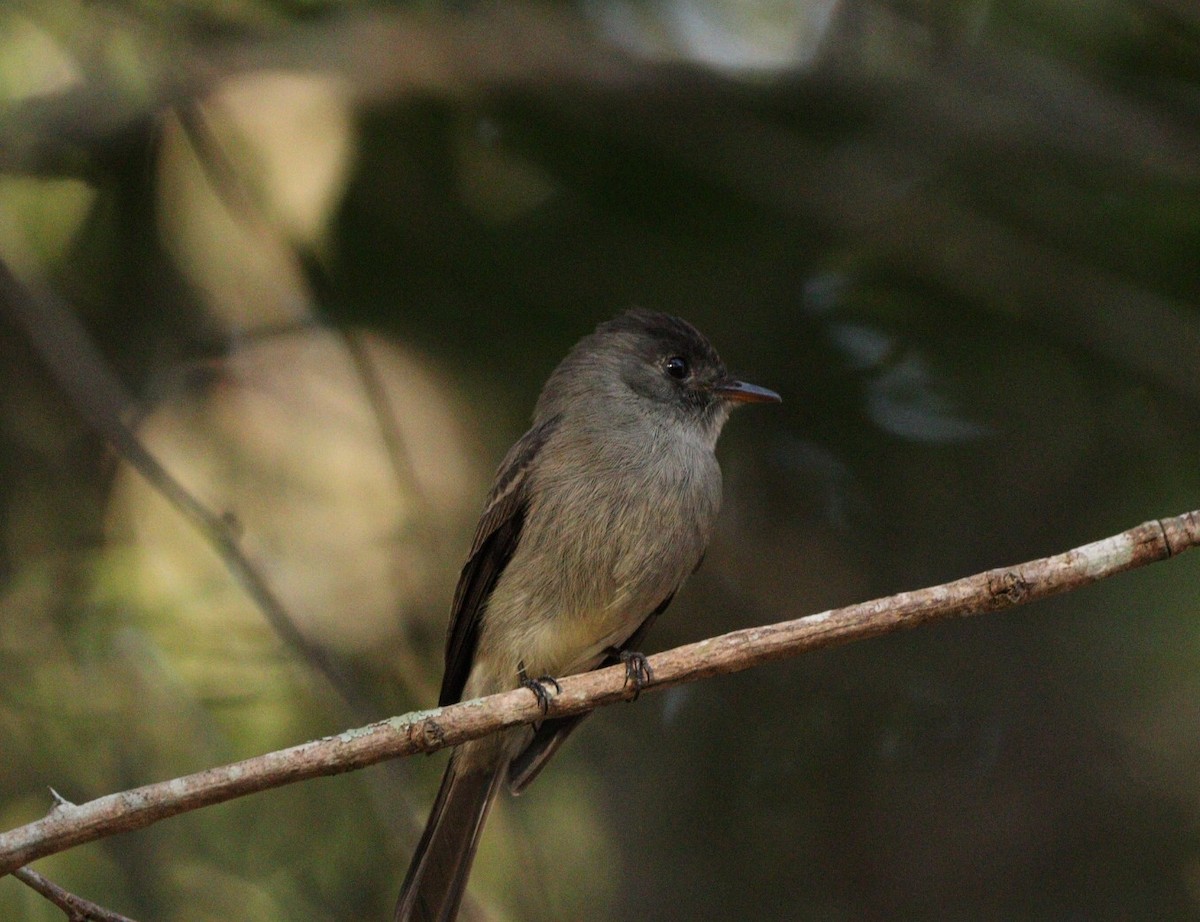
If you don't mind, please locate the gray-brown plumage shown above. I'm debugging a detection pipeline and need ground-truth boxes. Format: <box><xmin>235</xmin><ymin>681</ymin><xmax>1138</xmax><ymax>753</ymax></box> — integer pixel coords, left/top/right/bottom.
<box><xmin>395</xmin><ymin>310</ymin><xmax>779</xmax><ymax>922</ymax></box>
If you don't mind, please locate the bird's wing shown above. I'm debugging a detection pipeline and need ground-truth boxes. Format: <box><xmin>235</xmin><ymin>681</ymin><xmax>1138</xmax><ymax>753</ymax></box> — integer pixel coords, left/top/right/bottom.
<box><xmin>507</xmin><ymin>590</ymin><xmax>676</xmax><ymax>794</ymax></box>
<box><xmin>438</xmin><ymin>414</ymin><xmax>560</xmax><ymax>707</ymax></box>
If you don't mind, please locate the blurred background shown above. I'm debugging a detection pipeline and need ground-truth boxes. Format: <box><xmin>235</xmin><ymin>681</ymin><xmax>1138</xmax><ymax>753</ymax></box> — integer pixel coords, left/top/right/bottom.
<box><xmin>2</xmin><ymin>0</ymin><xmax>1199</xmax><ymax>919</ymax></box>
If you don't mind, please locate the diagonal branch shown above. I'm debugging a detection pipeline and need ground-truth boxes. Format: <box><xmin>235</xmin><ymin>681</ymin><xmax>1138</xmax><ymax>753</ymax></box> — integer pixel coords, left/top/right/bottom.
<box><xmin>3</xmin><ymin>510</ymin><xmax>1198</xmax><ymax>877</ymax></box>
<box><xmin>12</xmin><ymin>866</ymin><xmax>140</xmax><ymax>922</ymax></box>
<box><xmin>0</xmin><ymin>254</ymin><xmax>371</xmax><ymax>719</ymax></box>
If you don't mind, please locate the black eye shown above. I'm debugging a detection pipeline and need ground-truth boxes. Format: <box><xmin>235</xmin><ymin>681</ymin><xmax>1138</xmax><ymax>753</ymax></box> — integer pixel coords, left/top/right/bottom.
<box><xmin>664</xmin><ymin>356</ymin><xmax>689</xmax><ymax>380</ymax></box>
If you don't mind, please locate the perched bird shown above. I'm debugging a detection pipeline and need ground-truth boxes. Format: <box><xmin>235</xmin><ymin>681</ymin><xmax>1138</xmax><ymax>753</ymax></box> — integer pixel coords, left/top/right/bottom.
<box><xmin>395</xmin><ymin>310</ymin><xmax>780</xmax><ymax>921</ymax></box>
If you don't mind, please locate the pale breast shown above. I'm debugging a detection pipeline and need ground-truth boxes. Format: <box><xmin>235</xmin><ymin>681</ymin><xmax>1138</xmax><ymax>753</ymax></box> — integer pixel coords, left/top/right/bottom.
<box><xmin>479</xmin><ymin>423</ymin><xmax>721</xmax><ymax>679</ymax></box>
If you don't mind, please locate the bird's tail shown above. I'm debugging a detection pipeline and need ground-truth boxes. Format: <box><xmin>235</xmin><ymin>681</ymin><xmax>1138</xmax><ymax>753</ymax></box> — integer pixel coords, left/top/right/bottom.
<box><xmin>394</xmin><ymin>745</ymin><xmax>503</xmax><ymax>922</ymax></box>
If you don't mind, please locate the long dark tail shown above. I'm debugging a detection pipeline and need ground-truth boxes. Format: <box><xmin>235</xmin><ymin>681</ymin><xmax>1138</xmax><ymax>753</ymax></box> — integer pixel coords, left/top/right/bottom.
<box><xmin>394</xmin><ymin>745</ymin><xmax>503</xmax><ymax>922</ymax></box>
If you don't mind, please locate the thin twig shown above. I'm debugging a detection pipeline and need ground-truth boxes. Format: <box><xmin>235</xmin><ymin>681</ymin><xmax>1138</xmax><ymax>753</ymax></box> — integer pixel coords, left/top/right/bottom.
<box><xmin>12</xmin><ymin>866</ymin><xmax>139</xmax><ymax>922</ymax></box>
<box><xmin>2</xmin><ymin>510</ymin><xmax>1197</xmax><ymax>876</ymax></box>
<box><xmin>0</xmin><ymin>258</ymin><xmax>372</xmax><ymax>718</ymax></box>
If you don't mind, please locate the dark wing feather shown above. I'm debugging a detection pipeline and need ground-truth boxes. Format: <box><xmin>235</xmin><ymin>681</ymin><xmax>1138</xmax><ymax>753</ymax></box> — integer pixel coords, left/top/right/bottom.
<box><xmin>438</xmin><ymin>414</ymin><xmax>560</xmax><ymax>707</ymax></box>
<box><xmin>508</xmin><ymin>590</ymin><xmax>676</xmax><ymax>793</ymax></box>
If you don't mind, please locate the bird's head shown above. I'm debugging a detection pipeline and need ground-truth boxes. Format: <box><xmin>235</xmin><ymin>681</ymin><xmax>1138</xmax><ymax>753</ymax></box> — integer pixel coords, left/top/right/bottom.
<box><xmin>537</xmin><ymin>310</ymin><xmax>780</xmax><ymax>441</ymax></box>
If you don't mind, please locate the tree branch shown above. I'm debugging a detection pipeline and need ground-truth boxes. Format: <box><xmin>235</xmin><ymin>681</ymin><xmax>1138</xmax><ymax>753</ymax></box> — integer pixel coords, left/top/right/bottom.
<box><xmin>2</xmin><ymin>511</ymin><xmax>1198</xmax><ymax>876</ymax></box>
<box><xmin>12</xmin><ymin>866</ymin><xmax>139</xmax><ymax>922</ymax></box>
<box><xmin>0</xmin><ymin>254</ymin><xmax>375</xmax><ymax>718</ymax></box>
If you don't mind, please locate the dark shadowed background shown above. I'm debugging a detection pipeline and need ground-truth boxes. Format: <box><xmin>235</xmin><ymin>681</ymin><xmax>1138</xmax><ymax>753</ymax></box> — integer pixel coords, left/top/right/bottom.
<box><xmin>2</xmin><ymin>1</ymin><xmax>1200</xmax><ymax>919</ymax></box>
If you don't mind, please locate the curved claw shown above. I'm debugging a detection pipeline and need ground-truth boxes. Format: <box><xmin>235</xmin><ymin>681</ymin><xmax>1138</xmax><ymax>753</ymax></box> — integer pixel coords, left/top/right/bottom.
<box><xmin>518</xmin><ymin>663</ymin><xmax>561</xmax><ymax>714</ymax></box>
<box><xmin>619</xmin><ymin>650</ymin><xmax>654</xmax><ymax>700</ymax></box>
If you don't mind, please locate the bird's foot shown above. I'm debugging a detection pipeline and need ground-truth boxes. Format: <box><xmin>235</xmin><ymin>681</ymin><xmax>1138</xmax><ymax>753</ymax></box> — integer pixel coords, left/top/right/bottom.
<box><xmin>618</xmin><ymin>650</ymin><xmax>653</xmax><ymax>700</ymax></box>
<box><xmin>518</xmin><ymin>662</ymin><xmax>560</xmax><ymax>714</ymax></box>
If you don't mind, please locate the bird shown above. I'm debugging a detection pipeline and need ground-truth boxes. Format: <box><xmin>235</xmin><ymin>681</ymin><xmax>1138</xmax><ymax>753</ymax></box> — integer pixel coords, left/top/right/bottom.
<box><xmin>395</xmin><ymin>310</ymin><xmax>780</xmax><ymax>921</ymax></box>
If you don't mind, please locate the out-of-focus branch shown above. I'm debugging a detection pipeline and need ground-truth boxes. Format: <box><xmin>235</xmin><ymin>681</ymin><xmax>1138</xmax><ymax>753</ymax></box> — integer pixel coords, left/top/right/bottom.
<box><xmin>0</xmin><ymin>252</ymin><xmax>368</xmax><ymax>717</ymax></box>
<box><xmin>12</xmin><ymin>866</ymin><xmax>139</xmax><ymax>922</ymax></box>
<box><xmin>0</xmin><ymin>5</ymin><xmax>631</xmax><ymax>178</ymax></box>
<box><xmin>2</xmin><ymin>510</ymin><xmax>1198</xmax><ymax>876</ymax></box>
<box><xmin>4</xmin><ymin>4</ymin><xmax>1196</xmax><ymax>180</ymax></box>
<box><xmin>5</xmin><ymin>4</ymin><xmax>1197</xmax><ymax>402</ymax></box>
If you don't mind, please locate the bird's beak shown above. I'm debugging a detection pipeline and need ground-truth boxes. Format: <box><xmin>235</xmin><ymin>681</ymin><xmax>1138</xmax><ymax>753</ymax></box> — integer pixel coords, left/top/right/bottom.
<box><xmin>714</xmin><ymin>379</ymin><xmax>782</xmax><ymax>405</ymax></box>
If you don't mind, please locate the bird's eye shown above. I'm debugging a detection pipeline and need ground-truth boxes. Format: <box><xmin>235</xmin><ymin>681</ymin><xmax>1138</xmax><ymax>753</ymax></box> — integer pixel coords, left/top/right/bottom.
<box><xmin>664</xmin><ymin>356</ymin><xmax>689</xmax><ymax>380</ymax></box>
